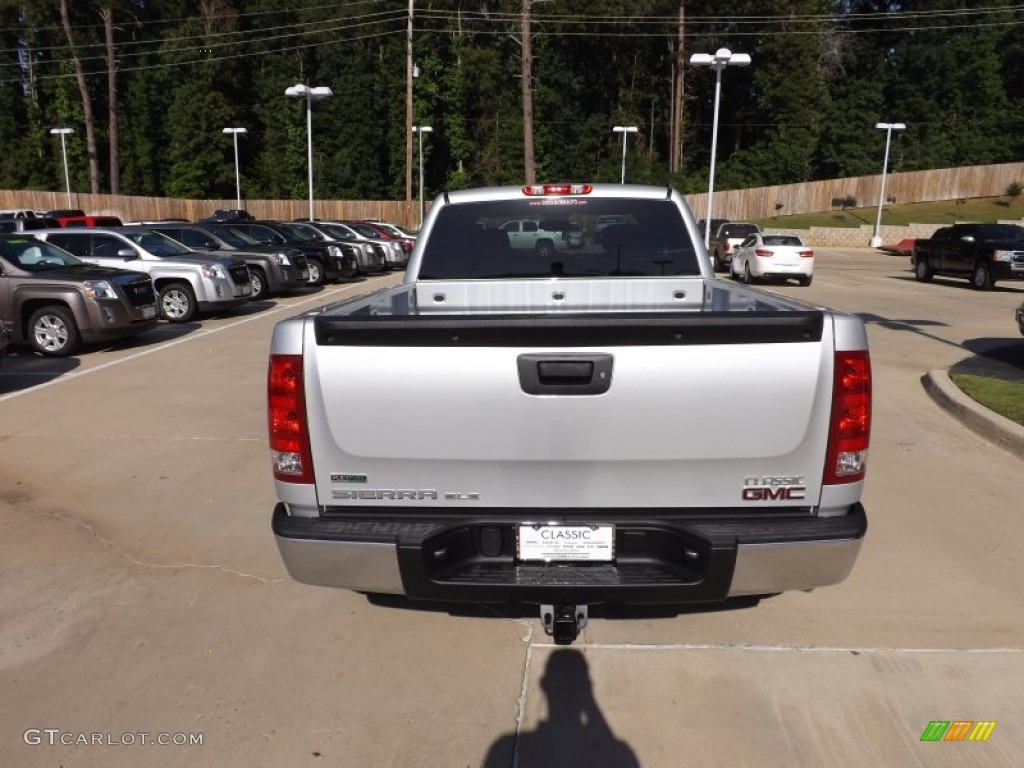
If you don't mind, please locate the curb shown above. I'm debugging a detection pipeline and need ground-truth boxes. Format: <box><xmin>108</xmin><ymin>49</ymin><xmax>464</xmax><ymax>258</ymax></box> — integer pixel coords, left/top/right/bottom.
<box><xmin>922</xmin><ymin>370</ymin><xmax>1024</xmax><ymax>460</ymax></box>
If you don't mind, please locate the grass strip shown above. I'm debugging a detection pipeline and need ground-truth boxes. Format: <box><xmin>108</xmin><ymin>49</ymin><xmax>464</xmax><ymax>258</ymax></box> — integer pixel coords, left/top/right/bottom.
<box><xmin>950</xmin><ymin>373</ymin><xmax>1024</xmax><ymax>427</ymax></box>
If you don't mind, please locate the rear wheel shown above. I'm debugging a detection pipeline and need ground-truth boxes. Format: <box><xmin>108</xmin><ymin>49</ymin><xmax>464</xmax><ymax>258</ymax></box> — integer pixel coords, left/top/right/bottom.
<box><xmin>744</xmin><ymin>263</ymin><xmax>755</xmax><ymax>284</ymax></box>
<box><xmin>158</xmin><ymin>281</ymin><xmax>198</xmax><ymax>323</ymax></box>
<box><xmin>971</xmin><ymin>263</ymin><xmax>994</xmax><ymax>291</ymax></box>
<box><xmin>28</xmin><ymin>305</ymin><xmax>80</xmax><ymax>357</ymax></box>
<box><xmin>914</xmin><ymin>256</ymin><xmax>933</xmax><ymax>282</ymax></box>
<box><xmin>798</xmin><ymin>274</ymin><xmax>813</xmax><ymax>287</ymax></box>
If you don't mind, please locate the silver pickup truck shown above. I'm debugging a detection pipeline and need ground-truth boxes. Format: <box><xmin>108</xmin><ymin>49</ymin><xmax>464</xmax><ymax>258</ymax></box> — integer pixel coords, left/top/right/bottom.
<box><xmin>268</xmin><ymin>183</ymin><xmax>871</xmax><ymax>643</ymax></box>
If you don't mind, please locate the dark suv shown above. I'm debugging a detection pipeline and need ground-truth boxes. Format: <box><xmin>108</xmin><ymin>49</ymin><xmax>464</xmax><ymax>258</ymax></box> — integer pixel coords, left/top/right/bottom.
<box><xmin>215</xmin><ymin>221</ymin><xmax>357</xmax><ymax>286</ymax></box>
<box><xmin>147</xmin><ymin>223</ymin><xmax>309</xmax><ymax>299</ymax></box>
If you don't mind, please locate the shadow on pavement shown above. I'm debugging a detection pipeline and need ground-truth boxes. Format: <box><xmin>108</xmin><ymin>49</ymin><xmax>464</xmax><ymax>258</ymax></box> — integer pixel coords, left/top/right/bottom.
<box><xmin>0</xmin><ymin>350</ymin><xmax>80</xmax><ymax>394</ymax></box>
<box><xmin>955</xmin><ymin>338</ymin><xmax>1024</xmax><ymax>383</ymax></box>
<box><xmin>481</xmin><ymin>649</ymin><xmax>639</xmax><ymax>768</ymax></box>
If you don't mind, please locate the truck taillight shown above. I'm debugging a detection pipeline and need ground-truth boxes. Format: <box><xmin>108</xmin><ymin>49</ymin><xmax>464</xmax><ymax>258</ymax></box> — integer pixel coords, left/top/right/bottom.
<box><xmin>268</xmin><ymin>354</ymin><xmax>314</xmax><ymax>484</ymax></box>
<box><xmin>824</xmin><ymin>351</ymin><xmax>871</xmax><ymax>485</ymax></box>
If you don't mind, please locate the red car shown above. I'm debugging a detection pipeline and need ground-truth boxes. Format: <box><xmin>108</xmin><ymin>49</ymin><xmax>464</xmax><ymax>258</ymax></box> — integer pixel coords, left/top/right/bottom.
<box><xmin>361</xmin><ymin>220</ymin><xmax>415</xmax><ymax>256</ymax></box>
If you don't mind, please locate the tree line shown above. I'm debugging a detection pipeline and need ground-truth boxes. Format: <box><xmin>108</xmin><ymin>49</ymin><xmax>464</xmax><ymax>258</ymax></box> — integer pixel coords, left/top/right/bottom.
<box><xmin>1</xmin><ymin>0</ymin><xmax>1022</xmax><ymax>207</ymax></box>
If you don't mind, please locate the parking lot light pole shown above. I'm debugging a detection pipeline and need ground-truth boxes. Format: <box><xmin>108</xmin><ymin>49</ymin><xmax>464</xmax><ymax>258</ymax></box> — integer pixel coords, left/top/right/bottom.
<box><xmin>412</xmin><ymin>125</ymin><xmax>433</xmax><ymax>227</ymax></box>
<box><xmin>222</xmin><ymin>127</ymin><xmax>247</xmax><ymax>209</ymax></box>
<box><xmin>689</xmin><ymin>48</ymin><xmax>751</xmax><ymax>248</ymax></box>
<box><xmin>870</xmin><ymin>122</ymin><xmax>906</xmax><ymax>248</ymax></box>
<box><xmin>285</xmin><ymin>84</ymin><xmax>333</xmax><ymax>221</ymax></box>
<box><xmin>610</xmin><ymin>128</ymin><xmax>634</xmax><ymax>186</ymax></box>
<box><xmin>49</xmin><ymin>128</ymin><xmax>74</xmax><ymax>208</ymax></box>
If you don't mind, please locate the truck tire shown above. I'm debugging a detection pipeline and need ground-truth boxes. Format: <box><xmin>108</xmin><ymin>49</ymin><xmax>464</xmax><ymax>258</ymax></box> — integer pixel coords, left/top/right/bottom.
<box><xmin>305</xmin><ymin>257</ymin><xmax>325</xmax><ymax>287</ymax></box>
<box><xmin>535</xmin><ymin>239</ymin><xmax>555</xmax><ymax>259</ymax></box>
<box><xmin>158</xmin><ymin>281</ymin><xmax>198</xmax><ymax>323</ymax></box>
<box><xmin>914</xmin><ymin>256</ymin><xmax>933</xmax><ymax>282</ymax></box>
<box><xmin>28</xmin><ymin>305</ymin><xmax>80</xmax><ymax>357</ymax></box>
<box><xmin>249</xmin><ymin>267</ymin><xmax>269</xmax><ymax>300</ymax></box>
<box><xmin>971</xmin><ymin>263</ymin><xmax>994</xmax><ymax>291</ymax></box>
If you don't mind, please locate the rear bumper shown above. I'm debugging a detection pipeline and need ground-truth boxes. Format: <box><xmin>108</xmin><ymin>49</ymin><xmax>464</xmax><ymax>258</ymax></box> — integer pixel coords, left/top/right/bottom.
<box><xmin>272</xmin><ymin>504</ymin><xmax>866</xmax><ymax>604</ymax></box>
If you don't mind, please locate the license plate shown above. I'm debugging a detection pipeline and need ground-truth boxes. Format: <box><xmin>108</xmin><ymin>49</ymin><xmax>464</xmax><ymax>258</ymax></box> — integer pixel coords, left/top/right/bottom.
<box><xmin>239</xmin><ymin>285</ymin><xmax>252</xmax><ymax>296</ymax></box>
<box><xmin>517</xmin><ymin>524</ymin><xmax>615</xmax><ymax>563</ymax></box>
<box><xmin>298</xmin><ymin>270</ymin><xmax>309</xmax><ymax>280</ymax></box>
<box><xmin>141</xmin><ymin>305</ymin><xmax>156</xmax><ymax>319</ymax></box>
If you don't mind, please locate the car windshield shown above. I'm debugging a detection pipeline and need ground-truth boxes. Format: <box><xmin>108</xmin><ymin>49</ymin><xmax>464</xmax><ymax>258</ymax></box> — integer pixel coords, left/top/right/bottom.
<box><xmin>316</xmin><ymin>223</ymin><xmax>355</xmax><ymax>240</ymax></box>
<box><xmin>419</xmin><ymin>197</ymin><xmax>699</xmax><ymax>280</ymax></box>
<box><xmin>762</xmin><ymin>235</ymin><xmax>803</xmax><ymax>246</ymax></box>
<box><xmin>206</xmin><ymin>225</ymin><xmax>258</xmax><ymax>248</ymax></box>
<box><xmin>0</xmin><ymin>236</ymin><xmax>84</xmax><ymax>270</ymax></box>
<box><xmin>344</xmin><ymin>222</ymin><xmax>384</xmax><ymax>238</ymax></box>
<box><xmin>277</xmin><ymin>223</ymin><xmax>322</xmax><ymax>243</ymax></box>
<box><xmin>123</xmin><ymin>230</ymin><xmax>192</xmax><ymax>256</ymax></box>
<box><xmin>975</xmin><ymin>224</ymin><xmax>1024</xmax><ymax>242</ymax></box>
<box><xmin>373</xmin><ymin>223</ymin><xmax>405</xmax><ymax>238</ymax></box>
<box><xmin>721</xmin><ymin>224</ymin><xmax>758</xmax><ymax>238</ymax></box>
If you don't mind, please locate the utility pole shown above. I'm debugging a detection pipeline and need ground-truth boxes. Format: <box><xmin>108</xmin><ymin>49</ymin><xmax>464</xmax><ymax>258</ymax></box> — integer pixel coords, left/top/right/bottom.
<box><xmin>405</xmin><ymin>0</ymin><xmax>414</xmax><ymax>226</ymax></box>
<box><xmin>521</xmin><ymin>0</ymin><xmax>536</xmax><ymax>184</ymax></box>
<box><xmin>670</xmin><ymin>1</ymin><xmax>685</xmax><ymax>174</ymax></box>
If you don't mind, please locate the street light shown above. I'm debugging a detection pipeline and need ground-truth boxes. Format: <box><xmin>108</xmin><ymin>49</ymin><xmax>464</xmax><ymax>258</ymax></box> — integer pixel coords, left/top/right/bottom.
<box><xmin>612</xmin><ymin>126</ymin><xmax>638</xmax><ymax>184</ymax></box>
<box><xmin>49</xmin><ymin>128</ymin><xmax>74</xmax><ymax>208</ymax></box>
<box><xmin>222</xmin><ymin>127</ymin><xmax>247</xmax><ymax>209</ymax></box>
<box><xmin>689</xmin><ymin>48</ymin><xmax>751</xmax><ymax>248</ymax></box>
<box><xmin>285</xmin><ymin>83</ymin><xmax>333</xmax><ymax>221</ymax></box>
<box><xmin>870</xmin><ymin>122</ymin><xmax>906</xmax><ymax>248</ymax></box>
<box><xmin>412</xmin><ymin>125</ymin><xmax>433</xmax><ymax>227</ymax></box>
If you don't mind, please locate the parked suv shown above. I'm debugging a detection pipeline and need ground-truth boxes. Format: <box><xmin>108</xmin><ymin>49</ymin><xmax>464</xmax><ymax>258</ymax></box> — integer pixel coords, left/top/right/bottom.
<box><xmin>146</xmin><ymin>223</ymin><xmax>309</xmax><ymax>300</ymax></box>
<box><xmin>32</xmin><ymin>227</ymin><xmax>252</xmax><ymax>323</ymax></box>
<box><xmin>0</xmin><ymin>233</ymin><xmax>158</xmax><ymax>356</ymax></box>
<box><xmin>296</xmin><ymin>221</ymin><xmax>388</xmax><ymax>275</ymax></box>
<box><xmin>500</xmin><ymin>218</ymin><xmax>578</xmax><ymax>257</ymax></box>
<box><xmin>216</xmin><ymin>221</ymin><xmax>357</xmax><ymax>286</ymax></box>
<box><xmin>709</xmin><ymin>222</ymin><xmax>761</xmax><ymax>272</ymax></box>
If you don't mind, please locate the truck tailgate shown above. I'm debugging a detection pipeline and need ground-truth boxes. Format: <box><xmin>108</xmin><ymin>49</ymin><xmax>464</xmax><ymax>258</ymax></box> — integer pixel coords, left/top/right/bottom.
<box><xmin>307</xmin><ymin>312</ymin><xmax>833</xmax><ymax>509</ymax></box>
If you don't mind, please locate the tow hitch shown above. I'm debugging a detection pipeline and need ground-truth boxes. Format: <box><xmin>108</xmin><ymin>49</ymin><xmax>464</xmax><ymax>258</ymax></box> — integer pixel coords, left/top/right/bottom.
<box><xmin>541</xmin><ymin>604</ymin><xmax>588</xmax><ymax>645</ymax></box>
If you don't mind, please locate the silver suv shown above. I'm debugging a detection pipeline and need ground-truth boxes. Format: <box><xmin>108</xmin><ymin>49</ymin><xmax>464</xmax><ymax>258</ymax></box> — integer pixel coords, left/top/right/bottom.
<box><xmin>33</xmin><ymin>228</ymin><xmax>252</xmax><ymax>322</ymax></box>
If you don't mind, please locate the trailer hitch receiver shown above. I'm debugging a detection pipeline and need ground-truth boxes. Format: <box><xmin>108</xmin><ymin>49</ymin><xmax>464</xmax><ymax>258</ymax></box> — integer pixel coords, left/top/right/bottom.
<box><xmin>541</xmin><ymin>604</ymin><xmax>588</xmax><ymax>645</ymax></box>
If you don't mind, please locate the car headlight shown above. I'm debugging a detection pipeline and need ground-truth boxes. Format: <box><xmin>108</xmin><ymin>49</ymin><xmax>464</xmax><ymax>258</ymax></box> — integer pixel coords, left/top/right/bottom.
<box><xmin>993</xmin><ymin>250</ymin><xmax>1014</xmax><ymax>263</ymax></box>
<box><xmin>328</xmin><ymin>245</ymin><xmax>343</xmax><ymax>259</ymax></box>
<box><xmin>362</xmin><ymin>244</ymin><xmax>373</xmax><ymax>255</ymax></box>
<box><xmin>201</xmin><ymin>264</ymin><xmax>226</xmax><ymax>279</ymax></box>
<box><xmin>83</xmin><ymin>280</ymin><xmax>116</xmax><ymax>300</ymax></box>
<box><xmin>271</xmin><ymin>252</ymin><xmax>291</xmax><ymax>266</ymax></box>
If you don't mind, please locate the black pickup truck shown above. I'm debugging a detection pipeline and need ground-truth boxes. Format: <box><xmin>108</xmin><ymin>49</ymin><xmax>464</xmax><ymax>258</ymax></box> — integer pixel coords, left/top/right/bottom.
<box><xmin>912</xmin><ymin>223</ymin><xmax>1024</xmax><ymax>290</ymax></box>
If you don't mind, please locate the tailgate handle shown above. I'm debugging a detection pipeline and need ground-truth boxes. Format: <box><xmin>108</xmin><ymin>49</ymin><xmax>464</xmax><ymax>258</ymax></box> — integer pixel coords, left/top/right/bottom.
<box><xmin>538</xmin><ymin>360</ymin><xmax>593</xmax><ymax>383</ymax></box>
<box><xmin>518</xmin><ymin>354</ymin><xmax>613</xmax><ymax>396</ymax></box>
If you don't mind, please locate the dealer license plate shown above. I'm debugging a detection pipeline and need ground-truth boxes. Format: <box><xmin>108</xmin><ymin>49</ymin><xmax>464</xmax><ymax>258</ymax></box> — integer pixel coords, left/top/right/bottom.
<box><xmin>517</xmin><ymin>524</ymin><xmax>615</xmax><ymax>563</ymax></box>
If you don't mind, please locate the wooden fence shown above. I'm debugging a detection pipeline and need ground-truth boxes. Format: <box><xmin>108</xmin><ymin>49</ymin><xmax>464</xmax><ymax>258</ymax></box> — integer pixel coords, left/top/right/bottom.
<box><xmin>4</xmin><ymin>161</ymin><xmax>1024</xmax><ymax>228</ymax></box>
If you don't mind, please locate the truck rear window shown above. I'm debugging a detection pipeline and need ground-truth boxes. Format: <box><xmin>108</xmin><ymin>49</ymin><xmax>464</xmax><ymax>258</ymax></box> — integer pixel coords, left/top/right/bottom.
<box><xmin>419</xmin><ymin>198</ymin><xmax>698</xmax><ymax>280</ymax></box>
